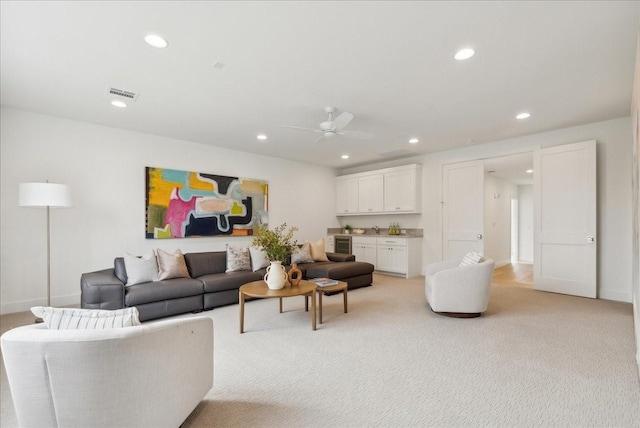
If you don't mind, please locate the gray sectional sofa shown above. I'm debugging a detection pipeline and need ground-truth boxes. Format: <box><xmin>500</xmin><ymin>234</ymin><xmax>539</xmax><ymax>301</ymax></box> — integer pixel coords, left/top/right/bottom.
<box><xmin>81</xmin><ymin>251</ymin><xmax>374</xmax><ymax>322</ymax></box>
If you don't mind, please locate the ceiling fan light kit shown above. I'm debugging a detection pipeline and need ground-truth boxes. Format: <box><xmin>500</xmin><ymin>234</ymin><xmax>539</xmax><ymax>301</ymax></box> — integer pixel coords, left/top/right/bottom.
<box><xmin>282</xmin><ymin>106</ymin><xmax>374</xmax><ymax>144</ymax></box>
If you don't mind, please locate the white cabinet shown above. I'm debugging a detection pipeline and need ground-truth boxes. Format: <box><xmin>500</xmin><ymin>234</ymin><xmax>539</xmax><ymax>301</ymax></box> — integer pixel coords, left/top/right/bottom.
<box><xmin>384</xmin><ymin>167</ymin><xmax>420</xmax><ymax>213</ymax></box>
<box><xmin>352</xmin><ymin>236</ymin><xmax>377</xmax><ymax>266</ymax></box>
<box><xmin>325</xmin><ymin>235</ymin><xmax>335</xmax><ymax>253</ymax></box>
<box><xmin>336</xmin><ymin>164</ymin><xmax>421</xmax><ymax>215</ymax></box>
<box><xmin>358</xmin><ymin>174</ymin><xmax>384</xmax><ymax>213</ymax></box>
<box><xmin>336</xmin><ymin>177</ymin><xmax>358</xmax><ymax>215</ymax></box>
<box><xmin>375</xmin><ymin>237</ymin><xmax>422</xmax><ymax>278</ymax></box>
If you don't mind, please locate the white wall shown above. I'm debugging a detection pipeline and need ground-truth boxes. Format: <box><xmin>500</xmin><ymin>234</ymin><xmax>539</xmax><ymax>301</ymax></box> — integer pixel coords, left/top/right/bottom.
<box><xmin>341</xmin><ymin>117</ymin><xmax>633</xmax><ymax>302</ymax></box>
<box><xmin>483</xmin><ymin>174</ymin><xmax>518</xmax><ymax>266</ymax></box>
<box><xmin>0</xmin><ymin>108</ymin><xmax>341</xmax><ymax>314</ymax></box>
<box><xmin>518</xmin><ymin>184</ymin><xmax>534</xmax><ymax>262</ymax></box>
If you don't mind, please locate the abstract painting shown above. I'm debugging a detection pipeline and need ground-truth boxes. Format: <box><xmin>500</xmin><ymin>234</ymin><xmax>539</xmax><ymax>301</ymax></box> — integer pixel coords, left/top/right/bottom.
<box><xmin>145</xmin><ymin>167</ymin><xmax>268</xmax><ymax>239</ymax></box>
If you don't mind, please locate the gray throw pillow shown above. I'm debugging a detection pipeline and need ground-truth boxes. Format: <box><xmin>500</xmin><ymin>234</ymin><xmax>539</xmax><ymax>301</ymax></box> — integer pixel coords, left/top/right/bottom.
<box><xmin>226</xmin><ymin>246</ymin><xmax>251</xmax><ymax>272</ymax></box>
<box><xmin>291</xmin><ymin>242</ymin><xmax>314</xmax><ymax>264</ymax></box>
<box><xmin>249</xmin><ymin>246</ymin><xmax>270</xmax><ymax>271</ymax></box>
<box><xmin>123</xmin><ymin>250</ymin><xmax>158</xmax><ymax>286</ymax></box>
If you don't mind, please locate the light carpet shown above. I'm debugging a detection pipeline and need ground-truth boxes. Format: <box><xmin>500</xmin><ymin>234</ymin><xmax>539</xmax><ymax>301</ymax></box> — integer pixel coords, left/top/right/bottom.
<box><xmin>2</xmin><ymin>274</ymin><xmax>639</xmax><ymax>427</ymax></box>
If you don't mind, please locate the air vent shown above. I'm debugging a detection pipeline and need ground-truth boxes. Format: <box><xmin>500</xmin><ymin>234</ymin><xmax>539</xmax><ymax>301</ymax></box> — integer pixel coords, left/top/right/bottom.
<box><xmin>107</xmin><ymin>87</ymin><xmax>139</xmax><ymax>102</ymax></box>
<box><xmin>378</xmin><ymin>149</ymin><xmax>410</xmax><ymax>158</ymax></box>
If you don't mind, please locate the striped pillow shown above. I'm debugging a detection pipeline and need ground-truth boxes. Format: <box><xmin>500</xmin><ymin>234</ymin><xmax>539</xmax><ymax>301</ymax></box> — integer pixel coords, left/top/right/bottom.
<box><xmin>459</xmin><ymin>251</ymin><xmax>483</xmax><ymax>267</ymax></box>
<box><xmin>31</xmin><ymin>306</ymin><xmax>141</xmax><ymax>330</ymax></box>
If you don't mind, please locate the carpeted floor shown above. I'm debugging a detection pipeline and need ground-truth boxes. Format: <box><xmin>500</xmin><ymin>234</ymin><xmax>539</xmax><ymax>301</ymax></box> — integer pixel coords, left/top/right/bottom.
<box><xmin>2</xmin><ymin>273</ymin><xmax>639</xmax><ymax>427</ymax></box>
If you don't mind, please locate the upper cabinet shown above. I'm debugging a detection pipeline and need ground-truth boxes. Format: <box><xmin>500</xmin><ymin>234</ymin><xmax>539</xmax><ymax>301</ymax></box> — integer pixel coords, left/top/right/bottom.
<box><xmin>358</xmin><ymin>174</ymin><xmax>384</xmax><ymax>213</ymax></box>
<box><xmin>336</xmin><ymin>164</ymin><xmax>421</xmax><ymax>216</ymax></box>
<box><xmin>335</xmin><ymin>176</ymin><xmax>359</xmax><ymax>215</ymax></box>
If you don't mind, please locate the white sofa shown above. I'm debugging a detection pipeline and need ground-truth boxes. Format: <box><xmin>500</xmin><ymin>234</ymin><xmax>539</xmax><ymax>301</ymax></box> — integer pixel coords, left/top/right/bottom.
<box><xmin>1</xmin><ymin>316</ymin><xmax>213</xmax><ymax>428</ymax></box>
<box><xmin>425</xmin><ymin>257</ymin><xmax>495</xmax><ymax>317</ymax></box>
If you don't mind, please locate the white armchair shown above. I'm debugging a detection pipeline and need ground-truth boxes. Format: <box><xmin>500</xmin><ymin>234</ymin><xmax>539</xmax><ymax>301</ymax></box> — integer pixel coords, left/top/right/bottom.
<box><xmin>425</xmin><ymin>257</ymin><xmax>495</xmax><ymax>317</ymax></box>
<box><xmin>1</xmin><ymin>316</ymin><xmax>213</xmax><ymax>428</ymax></box>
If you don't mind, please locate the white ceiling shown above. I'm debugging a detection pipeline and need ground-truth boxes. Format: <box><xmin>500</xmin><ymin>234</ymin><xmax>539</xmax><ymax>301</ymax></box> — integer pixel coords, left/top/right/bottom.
<box><xmin>1</xmin><ymin>1</ymin><xmax>638</xmax><ymax>169</ymax></box>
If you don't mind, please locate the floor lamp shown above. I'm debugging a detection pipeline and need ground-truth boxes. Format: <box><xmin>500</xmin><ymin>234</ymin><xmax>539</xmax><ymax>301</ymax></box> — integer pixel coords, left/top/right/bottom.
<box><xmin>19</xmin><ymin>182</ymin><xmax>71</xmax><ymax>308</ymax></box>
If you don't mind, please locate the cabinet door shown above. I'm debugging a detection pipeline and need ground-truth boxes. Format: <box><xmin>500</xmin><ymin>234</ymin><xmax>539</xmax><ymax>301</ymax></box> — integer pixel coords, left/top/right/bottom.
<box><xmin>390</xmin><ymin>246</ymin><xmax>407</xmax><ymax>273</ymax></box>
<box><xmin>376</xmin><ymin>246</ymin><xmax>393</xmax><ymax>272</ymax></box>
<box><xmin>384</xmin><ymin>170</ymin><xmax>416</xmax><ymax>212</ymax></box>
<box><xmin>358</xmin><ymin>175</ymin><xmax>384</xmax><ymax>213</ymax></box>
<box><xmin>336</xmin><ymin>178</ymin><xmax>359</xmax><ymax>214</ymax></box>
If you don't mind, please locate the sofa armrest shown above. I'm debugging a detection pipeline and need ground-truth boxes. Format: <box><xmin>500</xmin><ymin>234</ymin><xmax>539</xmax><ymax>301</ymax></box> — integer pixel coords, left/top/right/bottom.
<box><xmin>81</xmin><ymin>268</ymin><xmax>125</xmax><ymax>310</ymax></box>
<box><xmin>326</xmin><ymin>252</ymin><xmax>356</xmax><ymax>262</ymax></box>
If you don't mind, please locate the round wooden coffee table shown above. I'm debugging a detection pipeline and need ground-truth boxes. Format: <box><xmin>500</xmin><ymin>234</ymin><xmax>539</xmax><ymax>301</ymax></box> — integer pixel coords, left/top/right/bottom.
<box><xmin>239</xmin><ymin>280</ymin><xmax>317</xmax><ymax>333</ymax></box>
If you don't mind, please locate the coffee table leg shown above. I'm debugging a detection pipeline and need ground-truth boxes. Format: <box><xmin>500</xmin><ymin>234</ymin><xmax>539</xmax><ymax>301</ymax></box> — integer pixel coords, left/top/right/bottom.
<box><xmin>279</xmin><ymin>297</ymin><xmax>283</xmax><ymax>313</ymax></box>
<box><xmin>344</xmin><ymin>288</ymin><xmax>348</xmax><ymax>313</ymax></box>
<box><xmin>311</xmin><ymin>291</ymin><xmax>316</xmax><ymax>331</ymax></box>
<box><xmin>239</xmin><ymin>291</ymin><xmax>245</xmax><ymax>334</ymax></box>
<box><xmin>318</xmin><ymin>291</ymin><xmax>323</xmax><ymax>324</ymax></box>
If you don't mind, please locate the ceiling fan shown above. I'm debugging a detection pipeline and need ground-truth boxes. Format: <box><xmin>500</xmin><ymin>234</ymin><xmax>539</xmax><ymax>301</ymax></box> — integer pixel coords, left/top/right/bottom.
<box><xmin>282</xmin><ymin>106</ymin><xmax>374</xmax><ymax>144</ymax></box>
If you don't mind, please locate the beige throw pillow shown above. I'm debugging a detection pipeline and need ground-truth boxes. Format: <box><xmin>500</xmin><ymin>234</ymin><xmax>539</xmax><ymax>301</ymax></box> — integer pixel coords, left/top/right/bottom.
<box><xmin>156</xmin><ymin>248</ymin><xmax>191</xmax><ymax>280</ymax></box>
<box><xmin>306</xmin><ymin>239</ymin><xmax>329</xmax><ymax>262</ymax></box>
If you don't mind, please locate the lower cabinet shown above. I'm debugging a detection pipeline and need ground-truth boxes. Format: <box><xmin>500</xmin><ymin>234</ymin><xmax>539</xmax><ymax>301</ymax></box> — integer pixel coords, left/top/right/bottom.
<box><xmin>352</xmin><ymin>236</ymin><xmax>377</xmax><ymax>266</ymax></box>
<box><xmin>375</xmin><ymin>237</ymin><xmax>422</xmax><ymax>279</ymax></box>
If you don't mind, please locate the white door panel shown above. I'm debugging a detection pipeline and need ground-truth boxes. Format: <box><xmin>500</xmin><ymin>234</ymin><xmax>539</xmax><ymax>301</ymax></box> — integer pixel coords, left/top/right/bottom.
<box><xmin>443</xmin><ymin>160</ymin><xmax>484</xmax><ymax>259</ymax></box>
<box><xmin>534</xmin><ymin>140</ymin><xmax>596</xmax><ymax>298</ymax></box>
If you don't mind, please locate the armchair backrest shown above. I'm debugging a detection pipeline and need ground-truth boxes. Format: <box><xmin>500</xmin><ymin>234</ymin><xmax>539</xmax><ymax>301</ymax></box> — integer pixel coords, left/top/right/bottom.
<box><xmin>1</xmin><ymin>316</ymin><xmax>213</xmax><ymax>428</ymax></box>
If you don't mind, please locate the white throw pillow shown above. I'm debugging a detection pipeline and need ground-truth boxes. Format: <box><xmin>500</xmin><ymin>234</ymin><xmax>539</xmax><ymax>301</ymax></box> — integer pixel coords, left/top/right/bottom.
<box><xmin>124</xmin><ymin>250</ymin><xmax>158</xmax><ymax>286</ymax></box>
<box><xmin>459</xmin><ymin>251</ymin><xmax>483</xmax><ymax>267</ymax></box>
<box><xmin>249</xmin><ymin>246</ymin><xmax>270</xmax><ymax>271</ymax></box>
<box><xmin>226</xmin><ymin>246</ymin><xmax>251</xmax><ymax>272</ymax></box>
<box><xmin>306</xmin><ymin>239</ymin><xmax>329</xmax><ymax>262</ymax></box>
<box><xmin>31</xmin><ymin>306</ymin><xmax>141</xmax><ymax>330</ymax></box>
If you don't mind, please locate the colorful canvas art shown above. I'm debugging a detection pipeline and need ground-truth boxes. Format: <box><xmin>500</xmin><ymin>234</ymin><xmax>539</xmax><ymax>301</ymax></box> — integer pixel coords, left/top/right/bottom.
<box><xmin>145</xmin><ymin>167</ymin><xmax>268</xmax><ymax>239</ymax></box>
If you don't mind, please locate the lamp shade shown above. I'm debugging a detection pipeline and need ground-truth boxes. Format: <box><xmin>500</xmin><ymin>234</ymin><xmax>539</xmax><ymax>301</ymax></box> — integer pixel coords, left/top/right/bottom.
<box><xmin>19</xmin><ymin>183</ymin><xmax>71</xmax><ymax>207</ymax></box>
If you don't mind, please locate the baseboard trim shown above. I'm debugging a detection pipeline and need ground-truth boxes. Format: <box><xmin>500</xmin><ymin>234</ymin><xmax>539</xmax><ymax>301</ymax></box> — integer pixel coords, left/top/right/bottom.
<box><xmin>0</xmin><ymin>293</ymin><xmax>80</xmax><ymax>315</ymax></box>
<box><xmin>598</xmin><ymin>289</ymin><xmax>632</xmax><ymax>303</ymax></box>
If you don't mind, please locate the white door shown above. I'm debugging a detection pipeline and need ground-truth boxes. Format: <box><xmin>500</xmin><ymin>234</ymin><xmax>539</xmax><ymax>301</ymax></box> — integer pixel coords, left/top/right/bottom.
<box><xmin>534</xmin><ymin>140</ymin><xmax>596</xmax><ymax>298</ymax></box>
<box><xmin>442</xmin><ymin>160</ymin><xmax>485</xmax><ymax>259</ymax></box>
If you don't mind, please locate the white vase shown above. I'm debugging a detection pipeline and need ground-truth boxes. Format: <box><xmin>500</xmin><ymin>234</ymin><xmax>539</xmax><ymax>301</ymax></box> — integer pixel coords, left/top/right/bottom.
<box><xmin>264</xmin><ymin>261</ymin><xmax>288</xmax><ymax>290</ymax></box>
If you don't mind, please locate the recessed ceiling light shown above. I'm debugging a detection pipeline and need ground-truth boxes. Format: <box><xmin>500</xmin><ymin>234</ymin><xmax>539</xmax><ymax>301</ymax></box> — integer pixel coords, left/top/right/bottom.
<box><xmin>256</xmin><ymin>134</ymin><xmax>267</xmax><ymax>140</ymax></box>
<box><xmin>454</xmin><ymin>48</ymin><xmax>475</xmax><ymax>61</ymax></box>
<box><xmin>526</xmin><ymin>169</ymin><xmax>533</xmax><ymax>174</ymax></box>
<box><xmin>408</xmin><ymin>138</ymin><xmax>419</xmax><ymax>144</ymax></box>
<box><xmin>111</xmin><ymin>100</ymin><xmax>127</xmax><ymax>108</ymax></box>
<box><xmin>144</xmin><ymin>34</ymin><xmax>168</xmax><ymax>49</ymax></box>
<box><xmin>516</xmin><ymin>112</ymin><xmax>531</xmax><ymax>120</ymax></box>
<box><xmin>341</xmin><ymin>155</ymin><xmax>350</xmax><ymax>160</ymax></box>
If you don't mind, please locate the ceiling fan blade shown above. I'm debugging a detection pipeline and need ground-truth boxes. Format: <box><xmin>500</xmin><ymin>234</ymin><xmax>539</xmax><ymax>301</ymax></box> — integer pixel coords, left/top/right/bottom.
<box><xmin>339</xmin><ymin>130</ymin><xmax>374</xmax><ymax>140</ymax></box>
<box><xmin>332</xmin><ymin>112</ymin><xmax>354</xmax><ymax>130</ymax></box>
<box><xmin>312</xmin><ymin>134</ymin><xmax>326</xmax><ymax>145</ymax></box>
<box><xmin>282</xmin><ymin>125</ymin><xmax>323</xmax><ymax>133</ymax></box>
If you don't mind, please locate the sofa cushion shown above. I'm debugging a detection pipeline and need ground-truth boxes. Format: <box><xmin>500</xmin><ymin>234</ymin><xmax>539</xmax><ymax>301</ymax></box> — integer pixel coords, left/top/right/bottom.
<box><xmin>125</xmin><ymin>277</ymin><xmax>203</xmax><ymax>306</ymax></box>
<box><xmin>157</xmin><ymin>249</ymin><xmax>191</xmax><ymax>280</ymax></box>
<box><xmin>184</xmin><ymin>251</ymin><xmax>226</xmax><ymax>278</ymax></box>
<box><xmin>114</xmin><ymin>257</ymin><xmax>128</xmax><ymax>284</ymax></box>
<box><xmin>199</xmin><ymin>271</ymin><xmax>263</xmax><ymax>293</ymax></box>
<box><xmin>124</xmin><ymin>251</ymin><xmax>159</xmax><ymax>286</ymax></box>
<box><xmin>31</xmin><ymin>306</ymin><xmax>141</xmax><ymax>330</ymax></box>
<box><xmin>306</xmin><ymin>261</ymin><xmax>374</xmax><ymax>281</ymax></box>
<box><xmin>226</xmin><ymin>246</ymin><xmax>251</xmax><ymax>272</ymax></box>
